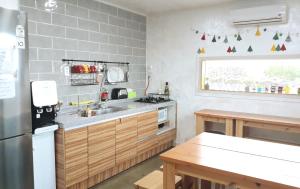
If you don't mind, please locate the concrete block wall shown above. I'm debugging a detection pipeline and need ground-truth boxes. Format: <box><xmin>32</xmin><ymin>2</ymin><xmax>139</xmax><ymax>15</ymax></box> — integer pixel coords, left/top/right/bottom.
<box><xmin>20</xmin><ymin>0</ymin><xmax>146</xmax><ymax>105</ymax></box>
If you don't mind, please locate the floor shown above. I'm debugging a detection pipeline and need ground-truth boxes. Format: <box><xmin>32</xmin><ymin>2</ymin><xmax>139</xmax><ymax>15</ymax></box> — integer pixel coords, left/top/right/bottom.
<box><xmin>91</xmin><ymin>156</ymin><xmax>162</xmax><ymax>189</ymax></box>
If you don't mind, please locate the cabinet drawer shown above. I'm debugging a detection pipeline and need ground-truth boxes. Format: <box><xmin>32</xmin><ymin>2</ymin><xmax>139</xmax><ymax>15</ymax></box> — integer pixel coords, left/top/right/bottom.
<box><xmin>137</xmin><ymin>136</ymin><xmax>158</xmax><ymax>155</ymax></box>
<box><xmin>158</xmin><ymin>129</ymin><xmax>176</xmax><ymax>145</ymax></box>
<box><xmin>138</xmin><ymin>111</ymin><xmax>158</xmax><ymax>121</ymax></box>
<box><xmin>88</xmin><ymin>121</ymin><xmax>116</xmax><ymax>177</ymax></box>
<box><xmin>64</xmin><ymin>128</ymin><xmax>88</xmax><ymax>187</ymax></box>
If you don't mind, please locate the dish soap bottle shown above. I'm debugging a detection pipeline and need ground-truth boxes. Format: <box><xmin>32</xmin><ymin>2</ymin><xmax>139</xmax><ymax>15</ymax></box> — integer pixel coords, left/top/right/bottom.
<box><xmin>164</xmin><ymin>82</ymin><xmax>170</xmax><ymax>96</ymax></box>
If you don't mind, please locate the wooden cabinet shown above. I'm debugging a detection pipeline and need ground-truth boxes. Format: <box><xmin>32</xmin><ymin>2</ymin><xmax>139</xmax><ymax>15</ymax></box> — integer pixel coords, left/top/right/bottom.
<box><xmin>88</xmin><ymin>120</ymin><xmax>116</xmax><ymax>177</ymax></box>
<box><xmin>137</xmin><ymin>111</ymin><xmax>159</xmax><ymax>158</ymax></box>
<box><xmin>56</xmin><ymin>127</ymin><xmax>88</xmax><ymax>189</ymax></box>
<box><xmin>55</xmin><ymin>110</ymin><xmax>176</xmax><ymax>189</ymax></box>
<box><xmin>116</xmin><ymin>116</ymin><xmax>138</xmax><ymax>164</ymax></box>
<box><xmin>137</xmin><ymin>111</ymin><xmax>158</xmax><ymax>141</ymax></box>
<box><xmin>65</xmin><ymin>128</ymin><xmax>88</xmax><ymax>187</ymax></box>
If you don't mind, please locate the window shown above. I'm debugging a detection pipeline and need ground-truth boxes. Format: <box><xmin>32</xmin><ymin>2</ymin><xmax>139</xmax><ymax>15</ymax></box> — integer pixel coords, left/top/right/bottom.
<box><xmin>200</xmin><ymin>58</ymin><xmax>300</xmax><ymax>95</ymax></box>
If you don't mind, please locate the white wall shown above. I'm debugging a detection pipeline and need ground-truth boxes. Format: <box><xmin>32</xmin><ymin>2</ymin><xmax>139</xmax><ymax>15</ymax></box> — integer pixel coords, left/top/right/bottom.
<box><xmin>0</xmin><ymin>0</ymin><xmax>19</xmax><ymax>10</ymax></box>
<box><xmin>147</xmin><ymin>0</ymin><xmax>300</xmax><ymax>143</ymax></box>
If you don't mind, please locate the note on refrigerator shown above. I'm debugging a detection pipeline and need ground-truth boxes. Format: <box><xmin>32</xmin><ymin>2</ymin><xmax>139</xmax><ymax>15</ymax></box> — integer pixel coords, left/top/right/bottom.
<box><xmin>0</xmin><ymin>48</ymin><xmax>16</xmax><ymax>99</ymax></box>
<box><xmin>0</xmin><ymin>74</ymin><xmax>15</xmax><ymax>99</ymax></box>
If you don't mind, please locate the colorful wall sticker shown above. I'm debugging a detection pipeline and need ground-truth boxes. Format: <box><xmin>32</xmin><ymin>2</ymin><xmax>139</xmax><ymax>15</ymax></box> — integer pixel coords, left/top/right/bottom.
<box><xmin>197</xmin><ymin>48</ymin><xmax>206</xmax><ymax>54</ymax></box>
<box><xmin>271</xmin><ymin>44</ymin><xmax>276</xmax><ymax>52</ymax></box>
<box><xmin>255</xmin><ymin>26</ymin><xmax>261</xmax><ymax>36</ymax></box>
<box><xmin>197</xmin><ymin>48</ymin><xmax>201</xmax><ymax>54</ymax></box>
<box><xmin>212</xmin><ymin>35</ymin><xmax>217</xmax><ymax>42</ymax></box>
<box><xmin>281</xmin><ymin>44</ymin><xmax>286</xmax><ymax>51</ymax></box>
<box><xmin>227</xmin><ymin>46</ymin><xmax>232</xmax><ymax>53</ymax></box>
<box><xmin>224</xmin><ymin>36</ymin><xmax>228</xmax><ymax>43</ymax></box>
<box><xmin>232</xmin><ymin>46</ymin><xmax>237</xmax><ymax>53</ymax></box>
<box><xmin>201</xmin><ymin>48</ymin><xmax>206</xmax><ymax>54</ymax></box>
<box><xmin>273</xmin><ymin>32</ymin><xmax>279</xmax><ymax>40</ymax></box>
<box><xmin>194</xmin><ymin>25</ymin><xmax>298</xmax><ymax>56</ymax></box>
<box><xmin>276</xmin><ymin>44</ymin><xmax>281</xmax><ymax>51</ymax></box>
<box><xmin>201</xmin><ymin>33</ymin><xmax>206</xmax><ymax>40</ymax></box>
<box><xmin>248</xmin><ymin>46</ymin><xmax>253</xmax><ymax>52</ymax></box>
<box><xmin>286</xmin><ymin>34</ymin><xmax>292</xmax><ymax>42</ymax></box>
<box><xmin>237</xmin><ymin>33</ymin><xmax>242</xmax><ymax>41</ymax></box>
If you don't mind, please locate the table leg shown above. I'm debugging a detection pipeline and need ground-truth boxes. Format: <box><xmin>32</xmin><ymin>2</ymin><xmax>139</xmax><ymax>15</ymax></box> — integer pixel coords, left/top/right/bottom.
<box><xmin>163</xmin><ymin>162</ymin><xmax>175</xmax><ymax>189</ymax></box>
<box><xmin>196</xmin><ymin>116</ymin><xmax>205</xmax><ymax>135</ymax></box>
<box><xmin>225</xmin><ymin>119</ymin><xmax>234</xmax><ymax>136</ymax></box>
<box><xmin>236</xmin><ymin>120</ymin><xmax>244</xmax><ymax>137</ymax></box>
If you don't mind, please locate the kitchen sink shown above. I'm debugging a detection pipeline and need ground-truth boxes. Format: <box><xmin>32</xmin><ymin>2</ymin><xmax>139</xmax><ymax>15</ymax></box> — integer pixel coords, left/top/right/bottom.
<box><xmin>91</xmin><ymin>106</ymin><xmax>127</xmax><ymax>115</ymax></box>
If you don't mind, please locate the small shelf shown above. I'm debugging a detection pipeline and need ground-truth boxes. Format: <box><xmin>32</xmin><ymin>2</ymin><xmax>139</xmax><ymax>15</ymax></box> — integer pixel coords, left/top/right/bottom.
<box><xmin>62</xmin><ymin>59</ymin><xmax>130</xmax><ymax>86</ymax></box>
<box><xmin>157</xmin><ymin>125</ymin><xmax>176</xmax><ymax>135</ymax></box>
<box><xmin>158</xmin><ymin>120</ymin><xmax>169</xmax><ymax>125</ymax></box>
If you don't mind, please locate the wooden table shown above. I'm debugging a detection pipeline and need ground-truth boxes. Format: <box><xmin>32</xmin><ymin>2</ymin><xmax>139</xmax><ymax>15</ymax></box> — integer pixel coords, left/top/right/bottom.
<box><xmin>160</xmin><ymin>133</ymin><xmax>300</xmax><ymax>189</ymax></box>
<box><xmin>195</xmin><ymin>109</ymin><xmax>300</xmax><ymax>138</ymax></box>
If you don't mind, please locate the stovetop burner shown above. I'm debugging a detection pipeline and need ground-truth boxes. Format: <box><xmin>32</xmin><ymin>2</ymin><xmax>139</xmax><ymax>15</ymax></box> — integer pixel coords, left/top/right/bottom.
<box><xmin>136</xmin><ymin>95</ymin><xmax>171</xmax><ymax>104</ymax></box>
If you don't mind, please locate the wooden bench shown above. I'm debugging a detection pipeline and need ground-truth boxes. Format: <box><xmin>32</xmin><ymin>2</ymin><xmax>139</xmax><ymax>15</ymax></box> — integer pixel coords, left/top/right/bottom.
<box><xmin>195</xmin><ymin>109</ymin><xmax>235</xmax><ymax>136</ymax></box>
<box><xmin>195</xmin><ymin>109</ymin><xmax>300</xmax><ymax>138</ymax></box>
<box><xmin>134</xmin><ymin>170</ymin><xmax>182</xmax><ymax>189</ymax></box>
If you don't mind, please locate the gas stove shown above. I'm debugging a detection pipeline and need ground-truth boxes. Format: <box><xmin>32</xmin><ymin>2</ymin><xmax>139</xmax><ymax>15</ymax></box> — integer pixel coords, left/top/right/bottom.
<box><xmin>136</xmin><ymin>93</ymin><xmax>170</xmax><ymax>104</ymax></box>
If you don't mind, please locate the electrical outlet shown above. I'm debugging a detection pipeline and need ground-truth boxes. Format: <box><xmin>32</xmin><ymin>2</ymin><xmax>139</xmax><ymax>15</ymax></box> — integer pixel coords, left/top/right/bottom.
<box><xmin>64</xmin><ymin>66</ymin><xmax>70</xmax><ymax>76</ymax></box>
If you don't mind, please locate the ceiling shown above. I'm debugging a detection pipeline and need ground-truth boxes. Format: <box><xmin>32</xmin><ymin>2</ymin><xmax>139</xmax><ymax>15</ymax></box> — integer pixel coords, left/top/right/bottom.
<box><xmin>98</xmin><ymin>0</ymin><xmax>234</xmax><ymax>15</ymax></box>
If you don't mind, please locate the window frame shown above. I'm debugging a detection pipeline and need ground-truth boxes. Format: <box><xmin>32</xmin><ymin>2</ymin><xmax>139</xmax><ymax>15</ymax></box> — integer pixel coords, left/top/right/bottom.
<box><xmin>196</xmin><ymin>55</ymin><xmax>300</xmax><ymax>103</ymax></box>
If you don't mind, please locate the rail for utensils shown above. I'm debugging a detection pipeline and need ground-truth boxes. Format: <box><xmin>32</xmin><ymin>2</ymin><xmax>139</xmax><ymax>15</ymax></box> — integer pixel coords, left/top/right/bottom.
<box><xmin>62</xmin><ymin>59</ymin><xmax>130</xmax><ymax>86</ymax></box>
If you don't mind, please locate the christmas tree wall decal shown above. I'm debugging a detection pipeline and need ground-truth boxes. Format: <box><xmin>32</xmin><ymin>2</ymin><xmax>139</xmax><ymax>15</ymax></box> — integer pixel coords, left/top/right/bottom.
<box><xmin>212</xmin><ymin>35</ymin><xmax>217</xmax><ymax>42</ymax></box>
<box><xmin>273</xmin><ymin>32</ymin><xmax>279</xmax><ymax>40</ymax></box>
<box><xmin>276</xmin><ymin>44</ymin><xmax>281</xmax><ymax>51</ymax></box>
<box><xmin>255</xmin><ymin>26</ymin><xmax>261</xmax><ymax>36</ymax></box>
<box><xmin>280</xmin><ymin>44</ymin><xmax>286</xmax><ymax>51</ymax></box>
<box><xmin>232</xmin><ymin>46</ymin><xmax>237</xmax><ymax>53</ymax></box>
<box><xmin>248</xmin><ymin>46</ymin><xmax>253</xmax><ymax>52</ymax></box>
<box><xmin>285</xmin><ymin>34</ymin><xmax>292</xmax><ymax>42</ymax></box>
<box><xmin>237</xmin><ymin>33</ymin><xmax>242</xmax><ymax>41</ymax></box>
<box><xmin>227</xmin><ymin>46</ymin><xmax>232</xmax><ymax>53</ymax></box>
<box><xmin>201</xmin><ymin>33</ymin><xmax>206</xmax><ymax>40</ymax></box>
<box><xmin>224</xmin><ymin>36</ymin><xmax>228</xmax><ymax>43</ymax></box>
<box><xmin>271</xmin><ymin>44</ymin><xmax>276</xmax><ymax>52</ymax></box>
<box><xmin>201</xmin><ymin>48</ymin><xmax>206</xmax><ymax>54</ymax></box>
<box><xmin>197</xmin><ymin>48</ymin><xmax>201</xmax><ymax>54</ymax></box>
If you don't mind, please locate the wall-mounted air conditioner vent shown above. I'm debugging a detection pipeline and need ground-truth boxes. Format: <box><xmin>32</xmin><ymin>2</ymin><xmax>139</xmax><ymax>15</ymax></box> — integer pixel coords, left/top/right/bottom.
<box><xmin>231</xmin><ymin>4</ymin><xmax>288</xmax><ymax>26</ymax></box>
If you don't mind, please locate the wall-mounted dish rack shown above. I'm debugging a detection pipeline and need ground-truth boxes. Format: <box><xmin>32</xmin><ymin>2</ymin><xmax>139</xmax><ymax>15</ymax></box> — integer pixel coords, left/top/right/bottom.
<box><xmin>62</xmin><ymin>59</ymin><xmax>130</xmax><ymax>86</ymax></box>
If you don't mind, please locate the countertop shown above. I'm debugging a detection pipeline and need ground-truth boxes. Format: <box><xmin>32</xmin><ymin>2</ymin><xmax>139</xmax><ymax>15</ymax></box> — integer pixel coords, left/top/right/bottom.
<box><xmin>56</xmin><ymin>100</ymin><xmax>176</xmax><ymax>131</ymax></box>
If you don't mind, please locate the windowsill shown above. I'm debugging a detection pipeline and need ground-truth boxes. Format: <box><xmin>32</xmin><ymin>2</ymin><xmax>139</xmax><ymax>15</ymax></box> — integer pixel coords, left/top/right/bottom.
<box><xmin>195</xmin><ymin>89</ymin><xmax>300</xmax><ymax>103</ymax></box>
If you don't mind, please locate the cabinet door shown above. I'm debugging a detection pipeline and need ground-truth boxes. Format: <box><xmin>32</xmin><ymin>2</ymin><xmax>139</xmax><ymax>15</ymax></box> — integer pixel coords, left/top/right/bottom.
<box><xmin>88</xmin><ymin>120</ymin><xmax>116</xmax><ymax>177</ymax></box>
<box><xmin>65</xmin><ymin>127</ymin><xmax>88</xmax><ymax>187</ymax></box>
<box><xmin>137</xmin><ymin>136</ymin><xmax>158</xmax><ymax>155</ymax></box>
<box><xmin>116</xmin><ymin>116</ymin><xmax>138</xmax><ymax>164</ymax></box>
<box><xmin>137</xmin><ymin>111</ymin><xmax>158</xmax><ymax>140</ymax></box>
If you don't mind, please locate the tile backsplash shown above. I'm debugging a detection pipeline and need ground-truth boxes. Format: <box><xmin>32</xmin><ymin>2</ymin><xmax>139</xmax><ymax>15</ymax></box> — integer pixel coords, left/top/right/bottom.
<box><xmin>20</xmin><ymin>0</ymin><xmax>146</xmax><ymax>106</ymax></box>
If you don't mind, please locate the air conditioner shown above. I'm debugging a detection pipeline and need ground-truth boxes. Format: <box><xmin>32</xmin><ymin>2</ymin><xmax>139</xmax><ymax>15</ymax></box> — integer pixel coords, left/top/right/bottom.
<box><xmin>231</xmin><ymin>4</ymin><xmax>288</xmax><ymax>26</ymax></box>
